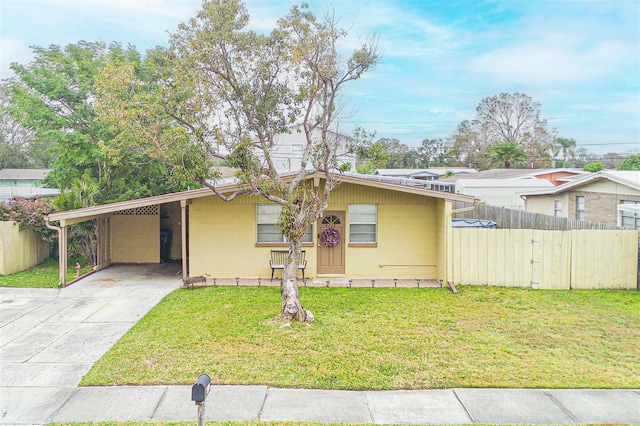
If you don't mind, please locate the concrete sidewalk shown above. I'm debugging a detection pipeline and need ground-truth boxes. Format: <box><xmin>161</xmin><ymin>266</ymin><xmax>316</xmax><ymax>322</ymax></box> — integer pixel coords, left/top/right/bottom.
<box><xmin>4</xmin><ymin>385</ymin><xmax>640</xmax><ymax>424</ymax></box>
<box><xmin>2</xmin><ymin>265</ymin><xmax>639</xmax><ymax>424</ymax></box>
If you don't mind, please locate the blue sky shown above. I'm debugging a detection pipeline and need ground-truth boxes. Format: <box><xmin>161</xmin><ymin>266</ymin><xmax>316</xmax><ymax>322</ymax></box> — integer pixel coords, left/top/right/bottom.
<box><xmin>1</xmin><ymin>0</ymin><xmax>638</xmax><ymax>154</ymax></box>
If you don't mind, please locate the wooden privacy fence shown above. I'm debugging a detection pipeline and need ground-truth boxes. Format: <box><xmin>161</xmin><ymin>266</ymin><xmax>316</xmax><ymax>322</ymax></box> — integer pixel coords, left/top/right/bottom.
<box><xmin>453</xmin><ymin>202</ymin><xmax>621</xmax><ymax>230</ymax></box>
<box><xmin>0</xmin><ymin>221</ymin><xmax>50</xmax><ymax>275</ymax></box>
<box><xmin>451</xmin><ymin>228</ymin><xmax>638</xmax><ymax>290</ymax></box>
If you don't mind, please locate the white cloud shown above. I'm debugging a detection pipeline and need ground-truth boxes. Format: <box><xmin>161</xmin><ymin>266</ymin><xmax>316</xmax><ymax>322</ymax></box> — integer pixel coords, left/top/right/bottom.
<box><xmin>1</xmin><ymin>0</ymin><xmax>637</xmax><ymax>153</ymax></box>
<box><xmin>470</xmin><ymin>40</ymin><xmax>631</xmax><ymax>85</ymax></box>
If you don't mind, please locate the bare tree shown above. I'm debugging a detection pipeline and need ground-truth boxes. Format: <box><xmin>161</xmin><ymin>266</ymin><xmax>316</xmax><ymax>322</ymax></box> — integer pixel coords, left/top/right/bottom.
<box><xmin>418</xmin><ymin>138</ymin><xmax>447</xmax><ymax>168</ymax></box>
<box><xmin>96</xmin><ymin>1</ymin><xmax>379</xmax><ymax>322</ymax></box>
<box><xmin>450</xmin><ymin>93</ymin><xmax>555</xmax><ymax>169</ymax></box>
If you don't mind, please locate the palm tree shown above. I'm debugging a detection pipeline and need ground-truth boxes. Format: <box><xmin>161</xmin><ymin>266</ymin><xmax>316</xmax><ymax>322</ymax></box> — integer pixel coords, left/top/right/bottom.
<box><xmin>52</xmin><ymin>179</ymin><xmax>100</xmax><ymax>263</ymax></box>
<box><xmin>555</xmin><ymin>137</ymin><xmax>577</xmax><ymax>167</ymax></box>
<box><xmin>489</xmin><ymin>141</ymin><xmax>527</xmax><ymax>169</ymax></box>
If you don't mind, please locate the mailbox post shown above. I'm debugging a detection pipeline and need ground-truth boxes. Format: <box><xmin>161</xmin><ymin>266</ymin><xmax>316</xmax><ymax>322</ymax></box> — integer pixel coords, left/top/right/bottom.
<box><xmin>191</xmin><ymin>374</ymin><xmax>211</xmax><ymax>426</ymax></box>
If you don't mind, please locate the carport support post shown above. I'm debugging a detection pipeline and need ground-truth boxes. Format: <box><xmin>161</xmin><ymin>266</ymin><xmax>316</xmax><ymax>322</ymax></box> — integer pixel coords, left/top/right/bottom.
<box><xmin>45</xmin><ymin>217</ymin><xmax>68</xmax><ymax>286</ymax></box>
<box><xmin>59</xmin><ymin>225</ymin><xmax>68</xmax><ymax>285</ymax></box>
<box><xmin>181</xmin><ymin>200</ymin><xmax>188</xmax><ymax>281</ymax></box>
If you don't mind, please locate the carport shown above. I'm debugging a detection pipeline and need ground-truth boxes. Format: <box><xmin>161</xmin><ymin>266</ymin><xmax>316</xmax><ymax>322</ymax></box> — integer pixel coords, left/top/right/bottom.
<box><xmin>45</xmin><ymin>189</ymin><xmax>212</xmax><ymax>285</ymax></box>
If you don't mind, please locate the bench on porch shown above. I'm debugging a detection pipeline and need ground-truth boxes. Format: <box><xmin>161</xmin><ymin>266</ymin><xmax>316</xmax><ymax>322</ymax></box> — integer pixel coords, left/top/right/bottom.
<box><xmin>270</xmin><ymin>250</ymin><xmax>306</xmax><ymax>281</ymax></box>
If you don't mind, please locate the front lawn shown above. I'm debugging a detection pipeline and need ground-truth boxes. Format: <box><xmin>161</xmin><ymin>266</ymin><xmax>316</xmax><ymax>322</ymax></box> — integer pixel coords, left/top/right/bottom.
<box><xmin>81</xmin><ymin>286</ymin><xmax>640</xmax><ymax>390</ymax></box>
<box><xmin>0</xmin><ymin>257</ymin><xmax>92</xmax><ymax>288</ymax></box>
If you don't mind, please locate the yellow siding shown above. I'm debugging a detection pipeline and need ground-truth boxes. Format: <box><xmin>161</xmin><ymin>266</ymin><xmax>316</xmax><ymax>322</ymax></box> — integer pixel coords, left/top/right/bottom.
<box><xmin>452</xmin><ymin>228</ymin><xmax>636</xmax><ymax>290</ymax></box>
<box><xmin>347</xmin><ymin>203</ymin><xmax>438</xmax><ymax>278</ymax></box>
<box><xmin>0</xmin><ymin>221</ymin><xmax>49</xmax><ymax>275</ymax></box>
<box><xmin>329</xmin><ymin>182</ymin><xmax>437</xmax><ymax>205</ymax></box>
<box><xmin>333</xmin><ymin>184</ymin><xmax>439</xmax><ymax>278</ymax></box>
<box><xmin>111</xmin><ymin>215</ymin><xmax>159</xmax><ymax>263</ymax></box>
<box><xmin>526</xmin><ymin>194</ymin><xmax>570</xmax><ymax>217</ymax></box>
<box><xmin>188</xmin><ymin>202</ymin><xmax>275</xmax><ymax>278</ymax></box>
<box><xmin>188</xmin><ymin>183</ymin><xmax>441</xmax><ymax>279</ymax></box>
<box><xmin>526</xmin><ymin>195</ymin><xmax>555</xmax><ymax>215</ymax></box>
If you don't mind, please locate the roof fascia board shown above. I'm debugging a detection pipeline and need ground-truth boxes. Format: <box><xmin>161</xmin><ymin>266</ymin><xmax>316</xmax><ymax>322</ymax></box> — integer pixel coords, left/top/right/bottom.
<box><xmin>47</xmin><ymin>188</ymin><xmax>213</xmax><ymax>222</ymax></box>
<box><xmin>48</xmin><ymin>171</ymin><xmax>474</xmax><ymax>223</ymax></box>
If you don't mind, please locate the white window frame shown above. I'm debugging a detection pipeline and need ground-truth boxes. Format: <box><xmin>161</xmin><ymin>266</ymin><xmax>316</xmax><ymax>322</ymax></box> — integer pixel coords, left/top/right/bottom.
<box><xmin>256</xmin><ymin>204</ymin><xmax>313</xmax><ymax>244</ymax></box>
<box><xmin>576</xmin><ymin>196</ymin><xmax>585</xmax><ymax>221</ymax></box>
<box><xmin>620</xmin><ymin>200</ymin><xmax>640</xmax><ymax>230</ymax></box>
<box><xmin>349</xmin><ymin>204</ymin><xmax>377</xmax><ymax>244</ymax></box>
<box><xmin>554</xmin><ymin>199</ymin><xmax>563</xmax><ymax>217</ymax></box>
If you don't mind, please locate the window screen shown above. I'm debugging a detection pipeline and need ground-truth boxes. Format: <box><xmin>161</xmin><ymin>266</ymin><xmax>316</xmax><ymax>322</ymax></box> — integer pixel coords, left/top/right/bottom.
<box><xmin>257</xmin><ymin>205</ymin><xmax>313</xmax><ymax>243</ymax></box>
<box><xmin>349</xmin><ymin>204</ymin><xmax>377</xmax><ymax>243</ymax></box>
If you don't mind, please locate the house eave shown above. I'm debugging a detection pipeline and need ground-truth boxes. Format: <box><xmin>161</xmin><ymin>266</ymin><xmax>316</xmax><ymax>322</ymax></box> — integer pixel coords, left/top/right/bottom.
<box><xmin>46</xmin><ymin>171</ymin><xmax>476</xmax><ymax>224</ymax></box>
<box><xmin>520</xmin><ymin>171</ymin><xmax>640</xmax><ymax>198</ymax></box>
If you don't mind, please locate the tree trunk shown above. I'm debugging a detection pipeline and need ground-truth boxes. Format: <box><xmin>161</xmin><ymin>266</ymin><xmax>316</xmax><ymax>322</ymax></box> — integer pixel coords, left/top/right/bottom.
<box><xmin>276</xmin><ymin>240</ymin><xmax>313</xmax><ymax>323</ymax></box>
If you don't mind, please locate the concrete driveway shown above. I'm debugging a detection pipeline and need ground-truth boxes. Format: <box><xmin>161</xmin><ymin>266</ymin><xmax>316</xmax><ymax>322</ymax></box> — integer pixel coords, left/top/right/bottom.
<box><xmin>0</xmin><ymin>263</ymin><xmax>182</xmax><ymax>424</ymax></box>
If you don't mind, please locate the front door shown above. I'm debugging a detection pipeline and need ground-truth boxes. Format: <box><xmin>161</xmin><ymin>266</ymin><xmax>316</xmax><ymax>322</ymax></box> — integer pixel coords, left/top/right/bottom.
<box><xmin>317</xmin><ymin>211</ymin><xmax>345</xmax><ymax>275</ymax></box>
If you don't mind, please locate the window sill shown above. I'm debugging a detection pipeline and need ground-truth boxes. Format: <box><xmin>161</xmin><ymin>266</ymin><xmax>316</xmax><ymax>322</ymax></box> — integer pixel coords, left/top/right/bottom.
<box><xmin>348</xmin><ymin>243</ymin><xmax>377</xmax><ymax>247</ymax></box>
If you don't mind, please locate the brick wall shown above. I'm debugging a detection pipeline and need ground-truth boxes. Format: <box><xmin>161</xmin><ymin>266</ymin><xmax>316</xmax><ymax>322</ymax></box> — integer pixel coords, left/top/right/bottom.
<box><xmin>567</xmin><ymin>190</ymin><xmax>640</xmax><ymax>225</ymax></box>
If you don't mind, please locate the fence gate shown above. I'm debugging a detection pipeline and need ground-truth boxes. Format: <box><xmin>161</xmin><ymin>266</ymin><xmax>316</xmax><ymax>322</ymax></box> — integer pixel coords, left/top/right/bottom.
<box><xmin>529</xmin><ymin>230</ymin><xmax>571</xmax><ymax>289</ymax></box>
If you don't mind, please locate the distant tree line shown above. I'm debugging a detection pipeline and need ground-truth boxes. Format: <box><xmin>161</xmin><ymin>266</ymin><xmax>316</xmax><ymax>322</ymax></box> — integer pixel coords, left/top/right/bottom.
<box><xmin>352</xmin><ymin>91</ymin><xmax>636</xmax><ymax>172</ymax></box>
<box><xmin>353</xmin><ymin>134</ymin><xmax>635</xmax><ymax>173</ymax></box>
<box><xmin>1</xmin><ymin>46</ymin><xmax>638</xmax><ymax>195</ymax></box>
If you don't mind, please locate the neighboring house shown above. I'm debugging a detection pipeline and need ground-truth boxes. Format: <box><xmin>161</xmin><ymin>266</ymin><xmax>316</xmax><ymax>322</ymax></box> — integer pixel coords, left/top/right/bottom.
<box><xmin>438</xmin><ymin>168</ymin><xmax>586</xmax><ymax>210</ymax></box>
<box><xmin>0</xmin><ymin>169</ymin><xmax>60</xmax><ymax>203</ymax></box>
<box><xmin>349</xmin><ymin>172</ymin><xmax>456</xmax><ymax>193</ymax></box>
<box><xmin>521</xmin><ymin>171</ymin><xmax>640</xmax><ymax>229</ymax></box>
<box><xmin>374</xmin><ymin>167</ymin><xmax>477</xmax><ymax>181</ymax></box>
<box><xmin>440</xmin><ymin>168</ymin><xmax>585</xmax><ymax>185</ymax></box>
<box><xmin>454</xmin><ymin>178</ymin><xmax>554</xmax><ymax>210</ymax></box>
<box><xmin>529</xmin><ymin>169</ymin><xmax>587</xmax><ymax>186</ymax></box>
<box><xmin>261</xmin><ymin>124</ymin><xmax>356</xmax><ymax>173</ymax></box>
<box><xmin>46</xmin><ymin>172</ymin><xmax>475</xmax><ymax>284</ymax></box>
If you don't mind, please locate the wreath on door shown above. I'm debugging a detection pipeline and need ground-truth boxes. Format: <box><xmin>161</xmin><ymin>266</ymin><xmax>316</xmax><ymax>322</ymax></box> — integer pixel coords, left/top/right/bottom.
<box><xmin>320</xmin><ymin>228</ymin><xmax>341</xmax><ymax>247</ymax></box>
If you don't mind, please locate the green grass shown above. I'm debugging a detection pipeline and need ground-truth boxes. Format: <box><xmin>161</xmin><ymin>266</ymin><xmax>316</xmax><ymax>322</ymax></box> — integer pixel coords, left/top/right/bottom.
<box><xmin>81</xmin><ymin>285</ymin><xmax>640</xmax><ymax>390</ymax></box>
<box><xmin>0</xmin><ymin>257</ymin><xmax>93</xmax><ymax>288</ymax></box>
